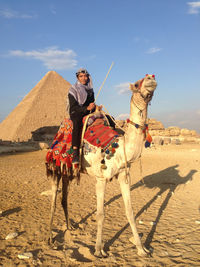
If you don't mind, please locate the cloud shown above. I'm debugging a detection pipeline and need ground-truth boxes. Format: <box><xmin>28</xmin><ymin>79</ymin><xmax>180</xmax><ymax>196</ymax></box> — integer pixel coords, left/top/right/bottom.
<box><xmin>116</xmin><ymin>113</ymin><xmax>129</xmax><ymax>120</ymax></box>
<box><xmin>0</xmin><ymin>8</ymin><xmax>36</xmax><ymax>19</ymax></box>
<box><xmin>115</xmin><ymin>82</ymin><xmax>130</xmax><ymax>95</ymax></box>
<box><xmin>187</xmin><ymin>2</ymin><xmax>200</xmax><ymax>14</ymax></box>
<box><xmin>80</xmin><ymin>54</ymin><xmax>97</xmax><ymax>61</ymax></box>
<box><xmin>132</xmin><ymin>37</ymin><xmax>150</xmax><ymax>44</ymax></box>
<box><xmin>133</xmin><ymin>37</ymin><xmax>140</xmax><ymax>43</ymax></box>
<box><xmin>146</xmin><ymin>47</ymin><xmax>162</xmax><ymax>54</ymax></box>
<box><xmin>50</xmin><ymin>4</ymin><xmax>56</xmax><ymax>15</ymax></box>
<box><xmin>9</xmin><ymin>47</ymin><xmax>77</xmax><ymax>70</ymax></box>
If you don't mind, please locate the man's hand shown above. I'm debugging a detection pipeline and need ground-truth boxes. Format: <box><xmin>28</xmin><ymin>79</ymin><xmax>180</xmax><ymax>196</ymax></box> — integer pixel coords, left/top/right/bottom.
<box><xmin>97</xmin><ymin>105</ymin><xmax>103</xmax><ymax>111</ymax></box>
<box><xmin>87</xmin><ymin>102</ymin><xmax>96</xmax><ymax>111</ymax></box>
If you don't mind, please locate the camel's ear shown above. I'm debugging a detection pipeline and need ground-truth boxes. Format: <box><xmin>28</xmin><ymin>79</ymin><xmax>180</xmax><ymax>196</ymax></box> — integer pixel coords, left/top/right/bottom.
<box><xmin>129</xmin><ymin>83</ymin><xmax>134</xmax><ymax>91</ymax></box>
<box><xmin>129</xmin><ymin>81</ymin><xmax>140</xmax><ymax>92</ymax></box>
<box><xmin>135</xmin><ymin>81</ymin><xmax>140</xmax><ymax>89</ymax></box>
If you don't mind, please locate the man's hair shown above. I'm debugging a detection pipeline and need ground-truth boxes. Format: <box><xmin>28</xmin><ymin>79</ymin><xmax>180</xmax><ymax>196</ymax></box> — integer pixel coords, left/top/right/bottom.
<box><xmin>76</xmin><ymin>68</ymin><xmax>89</xmax><ymax>77</ymax></box>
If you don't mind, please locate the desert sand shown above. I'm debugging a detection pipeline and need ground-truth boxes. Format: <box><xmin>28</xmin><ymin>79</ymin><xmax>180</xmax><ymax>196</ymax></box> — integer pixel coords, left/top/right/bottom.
<box><xmin>0</xmin><ymin>144</ymin><xmax>200</xmax><ymax>266</ymax></box>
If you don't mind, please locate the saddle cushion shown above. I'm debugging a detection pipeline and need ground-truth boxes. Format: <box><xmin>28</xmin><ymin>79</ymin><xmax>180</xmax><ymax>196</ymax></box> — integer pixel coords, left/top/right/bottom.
<box><xmin>46</xmin><ymin>118</ymin><xmax>73</xmax><ymax>168</ymax></box>
<box><xmin>46</xmin><ymin>116</ymin><xmax>118</xmax><ymax>168</ymax></box>
<box><xmin>84</xmin><ymin>124</ymin><xmax>118</xmax><ymax>149</ymax></box>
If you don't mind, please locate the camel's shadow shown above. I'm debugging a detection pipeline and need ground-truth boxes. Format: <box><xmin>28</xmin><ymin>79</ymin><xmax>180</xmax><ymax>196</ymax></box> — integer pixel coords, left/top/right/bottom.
<box><xmin>53</xmin><ymin>165</ymin><xmax>197</xmax><ymax>256</ymax></box>
<box><xmin>104</xmin><ymin>164</ymin><xmax>197</xmax><ymax>252</ymax></box>
<box><xmin>0</xmin><ymin>207</ymin><xmax>22</xmax><ymax>217</ymax></box>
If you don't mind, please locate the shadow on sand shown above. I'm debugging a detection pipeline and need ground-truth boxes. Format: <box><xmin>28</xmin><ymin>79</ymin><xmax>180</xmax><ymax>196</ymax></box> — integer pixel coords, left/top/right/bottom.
<box><xmin>102</xmin><ymin>164</ymin><xmax>197</xmax><ymax>251</ymax></box>
<box><xmin>52</xmin><ymin>164</ymin><xmax>197</xmax><ymax>258</ymax></box>
<box><xmin>1</xmin><ymin>207</ymin><xmax>22</xmax><ymax>217</ymax></box>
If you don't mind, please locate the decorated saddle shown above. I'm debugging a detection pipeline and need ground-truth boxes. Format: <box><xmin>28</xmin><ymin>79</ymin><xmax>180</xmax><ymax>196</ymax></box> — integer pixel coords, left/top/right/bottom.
<box><xmin>45</xmin><ymin>112</ymin><xmax>119</xmax><ymax>172</ymax></box>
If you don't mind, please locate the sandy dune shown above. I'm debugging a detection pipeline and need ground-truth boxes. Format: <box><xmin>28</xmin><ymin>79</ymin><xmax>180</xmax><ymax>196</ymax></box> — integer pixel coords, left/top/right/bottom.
<box><xmin>0</xmin><ymin>144</ymin><xmax>200</xmax><ymax>266</ymax></box>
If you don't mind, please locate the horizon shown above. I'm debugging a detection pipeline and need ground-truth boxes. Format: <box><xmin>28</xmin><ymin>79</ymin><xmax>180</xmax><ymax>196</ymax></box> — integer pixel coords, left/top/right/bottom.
<box><xmin>0</xmin><ymin>0</ymin><xmax>200</xmax><ymax>133</ymax></box>
<box><xmin>0</xmin><ymin>69</ymin><xmax>199</xmax><ymax>134</ymax></box>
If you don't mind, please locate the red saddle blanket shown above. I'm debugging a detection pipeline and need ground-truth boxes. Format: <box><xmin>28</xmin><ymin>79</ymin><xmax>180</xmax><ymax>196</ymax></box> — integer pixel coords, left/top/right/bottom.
<box><xmin>46</xmin><ymin>117</ymin><xmax>118</xmax><ymax>168</ymax></box>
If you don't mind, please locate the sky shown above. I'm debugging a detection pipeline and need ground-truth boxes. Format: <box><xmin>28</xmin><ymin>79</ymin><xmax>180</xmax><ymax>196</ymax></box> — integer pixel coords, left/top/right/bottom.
<box><xmin>0</xmin><ymin>0</ymin><xmax>200</xmax><ymax>133</ymax></box>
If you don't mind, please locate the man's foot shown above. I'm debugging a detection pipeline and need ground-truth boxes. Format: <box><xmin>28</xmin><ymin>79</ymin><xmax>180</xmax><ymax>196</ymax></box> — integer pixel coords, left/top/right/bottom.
<box><xmin>72</xmin><ymin>149</ymin><xmax>79</xmax><ymax>164</ymax></box>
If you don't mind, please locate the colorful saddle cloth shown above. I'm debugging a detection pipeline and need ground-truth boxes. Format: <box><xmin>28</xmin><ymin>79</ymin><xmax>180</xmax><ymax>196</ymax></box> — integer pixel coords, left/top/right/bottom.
<box><xmin>46</xmin><ymin>115</ymin><xmax>119</xmax><ymax>169</ymax></box>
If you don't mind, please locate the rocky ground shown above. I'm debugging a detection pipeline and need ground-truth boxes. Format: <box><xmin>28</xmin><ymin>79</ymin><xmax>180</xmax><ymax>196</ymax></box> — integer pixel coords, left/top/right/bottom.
<box><xmin>0</xmin><ymin>144</ymin><xmax>200</xmax><ymax>266</ymax></box>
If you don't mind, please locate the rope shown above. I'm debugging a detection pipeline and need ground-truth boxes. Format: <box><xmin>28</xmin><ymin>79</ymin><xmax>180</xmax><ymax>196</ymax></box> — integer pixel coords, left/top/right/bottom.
<box><xmin>101</xmin><ymin>104</ymin><xmax>129</xmax><ymax>183</ymax></box>
<box><xmin>79</xmin><ymin>104</ymin><xmax>129</xmax><ymax>183</ymax></box>
<box><xmin>101</xmin><ymin>104</ymin><xmax>147</xmax><ymax>184</ymax></box>
<box><xmin>79</xmin><ymin>105</ymin><xmax>145</xmax><ymax>185</ymax></box>
<box><xmin>101</xmin><ymin>105</ymin><xmax>124</xmax><ymax>132</ymax></box>
<box><xmin>139</xmin><ymin>156</ymin><xmax>144</xmax><ymax>184</ymax></box>
<box><xmin>123</xmin><ymin>135</ymin><xmax>129</xmax><ymax>184</ymax></box>
<box><xmin>80</xmin><ymin>110</ymin><xmax>97</xmax><ymax>165</ymax></box>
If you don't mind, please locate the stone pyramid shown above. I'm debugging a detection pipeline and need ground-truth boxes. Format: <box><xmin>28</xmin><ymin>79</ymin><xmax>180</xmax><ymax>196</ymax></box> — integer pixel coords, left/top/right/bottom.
<box><xmin>0</xmin><ymin>71</ymin><xmax>71</xmax><ymax>141</ymax></box>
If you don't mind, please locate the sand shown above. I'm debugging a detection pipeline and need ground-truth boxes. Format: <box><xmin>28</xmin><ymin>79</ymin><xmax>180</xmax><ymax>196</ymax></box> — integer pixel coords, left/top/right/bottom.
<box><xmin>0</xmin><ymin>144</ymin><xmax>200</xmax><ymax>266</ymax></box>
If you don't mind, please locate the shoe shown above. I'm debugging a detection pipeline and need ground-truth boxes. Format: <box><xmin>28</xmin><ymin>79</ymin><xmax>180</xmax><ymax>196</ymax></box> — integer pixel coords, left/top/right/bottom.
<box><xmin>72</xmin><ymin>149</ymin><xmax>79</xmax><ymax>164</ymax></box>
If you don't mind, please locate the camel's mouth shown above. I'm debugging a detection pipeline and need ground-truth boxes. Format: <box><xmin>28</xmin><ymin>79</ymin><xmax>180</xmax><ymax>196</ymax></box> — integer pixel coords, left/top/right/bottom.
<box><xmin>139</xmin><ymin>90</ymin><xmax>153</xmax><ymax>103</ymax></box>
<box><xmin>146</xmin><ymin>81</ymin><xmax>157</xmax><ymax>90</ymax></box>
<box><xmin>146</xmin><ymin>88</ymin><xmax>154</xmax><ymax>94</ymax></box>
<box><xmin>145</xmin><ymin>91</ymin><xmax>154</xmax><ymax>102</ymax></box>
<box><xmin>142</xmin><ymin>81</ymin><xmax>157</xmax><ymax>102</ymax></box>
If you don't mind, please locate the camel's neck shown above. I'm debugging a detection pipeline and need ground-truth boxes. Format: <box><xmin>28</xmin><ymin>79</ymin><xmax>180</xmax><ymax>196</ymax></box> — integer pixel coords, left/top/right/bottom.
<box><xmin>129</xmin><ymin>95</ymin><xmax>147</xmax><ymax>126</ymax></box>
<box><xmin>123</xmin><ymin>95</ymin><xmax>148</xmax><ymax>161</ymax></box>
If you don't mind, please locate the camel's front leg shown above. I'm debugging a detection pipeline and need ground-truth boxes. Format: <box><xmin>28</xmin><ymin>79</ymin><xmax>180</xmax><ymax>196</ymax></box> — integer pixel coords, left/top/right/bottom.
<box><xmin>118</xmin><ymin>172</ymin><xmax>148</xmax><ymax>256</ymax></box>
<box><xmin>49</xmin><ymin>173</ymin><xmax>61</xmax><ymax>244</ymax></box>
<box><xmin>94</xmin><ymin>179</ymin><xmax>108</xmax><ymax>258</ymax></box>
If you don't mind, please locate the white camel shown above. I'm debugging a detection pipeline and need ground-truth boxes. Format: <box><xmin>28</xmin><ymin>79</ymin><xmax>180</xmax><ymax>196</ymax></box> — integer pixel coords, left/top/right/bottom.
<box><xmin>48</xmin><ymin>74</ymin><xmax>157</xmax><ymax>257</ymax></box>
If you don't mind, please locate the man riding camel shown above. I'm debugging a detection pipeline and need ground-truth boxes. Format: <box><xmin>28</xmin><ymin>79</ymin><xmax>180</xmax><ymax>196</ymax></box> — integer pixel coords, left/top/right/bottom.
<box><xmin>68</xmin><ymin>68</ymin><xmax>96</xmax><ymax>164</ymax></box>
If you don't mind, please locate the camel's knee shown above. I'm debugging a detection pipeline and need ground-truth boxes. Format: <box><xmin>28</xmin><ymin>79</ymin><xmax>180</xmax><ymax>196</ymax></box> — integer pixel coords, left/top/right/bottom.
<box><xmin>61</xmin><ymin>188</ymin><xmax>69</xmax><ymax>208</ymax></box>
<box><xmin>96</xmin><ymin>212</ymin><xmax>104</xmax><ymax>223</ymax></box>
<box><xmin>51</xmin><ymin>182</ymin><xmax>57</xmax><ymax>194</ymax></box>
<box><xmin>124</xmin><ymin>206</ymin><xmax>135</xmax><ymax>222</ymax></box>
<box><xmin>61</xmin><ymin>197</ymin><xmax>67</xmax><ymax>208</ymax></box>
<box><xmin>126</xmin><ymin>208</ymin><xmax>134</xmax><ymax>217</ymax></box>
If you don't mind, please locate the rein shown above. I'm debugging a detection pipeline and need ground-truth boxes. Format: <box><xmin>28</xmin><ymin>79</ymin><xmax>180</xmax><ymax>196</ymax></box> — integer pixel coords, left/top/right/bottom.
<box><xmin>100</xmin><ymin>107</ymin><xmax>149</xmax><ymax>184</ymax></box>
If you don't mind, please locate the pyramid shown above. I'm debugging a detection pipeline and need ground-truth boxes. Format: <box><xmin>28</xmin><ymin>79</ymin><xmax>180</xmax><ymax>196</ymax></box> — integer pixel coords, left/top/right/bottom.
<box><xmin>0</xmin><ymin>71</ymin><xmax>71</xmax><ymax>141</ymax></box>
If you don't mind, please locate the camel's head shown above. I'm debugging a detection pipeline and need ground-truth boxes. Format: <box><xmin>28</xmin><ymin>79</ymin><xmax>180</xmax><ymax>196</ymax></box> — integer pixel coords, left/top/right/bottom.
<box><xmin>129</xmin><ymin>74</ymin><xmax>157</xmax><ymax>104</ymax></box>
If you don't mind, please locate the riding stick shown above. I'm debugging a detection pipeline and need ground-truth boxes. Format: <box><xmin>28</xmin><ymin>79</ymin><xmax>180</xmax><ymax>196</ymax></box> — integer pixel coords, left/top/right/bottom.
<box><xmin>95</xmin><ymin>62</ymin><xmax>114</xmax><ymax>103</ymax></box>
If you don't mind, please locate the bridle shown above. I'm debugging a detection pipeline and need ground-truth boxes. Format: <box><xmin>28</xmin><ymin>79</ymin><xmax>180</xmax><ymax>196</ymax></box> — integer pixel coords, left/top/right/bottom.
<box><xmin>131</xmin><ymin>76</ymin><xmax>155</xmax><ymax>112</ymax></box>
<box><xmin>128</xmin><ymin>75</ymin><xmax>156</xmax><ymax>130</ymax></box>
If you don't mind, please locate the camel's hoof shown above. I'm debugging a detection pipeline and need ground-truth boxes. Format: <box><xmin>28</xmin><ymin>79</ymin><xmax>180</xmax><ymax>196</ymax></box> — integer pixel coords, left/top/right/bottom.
<box><xmin>67</xmin><ymin>219</ymin><xmax>78</xmax><ymax>230</ymax></box>
<box><xmin>64</xmin><ymin>230</ymin><xmax>72</xmax><ymax>244</ymax></box>
<box><xmin>48</xmin><ymin>236</ymin><xmax>53</xmax><ymax>246</ymax></box>
<box><xmin>137</xmin><ymin>247</ymin><xmax>151</xmax><ymax>257</ymax></box>
<box><xmin>66</xmin><ymin>224</ymin><xmax>73</xmax><ymax>231</ymax></box>
<box><xmin>94</xmin><ymin>249</ymin><xmax>108</xmax><ymax>258</ymax></box>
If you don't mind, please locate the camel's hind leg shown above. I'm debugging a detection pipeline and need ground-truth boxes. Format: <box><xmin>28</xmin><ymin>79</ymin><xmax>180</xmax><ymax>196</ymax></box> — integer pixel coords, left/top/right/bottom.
<box><xmin>49</xmin><ymin>167</ymin><xmax>61</xmax><ymax>244</ymax></box>
<box><xmin>118</xmin><ymin>172</ymin><xmax>148</xmax><ymax>257</ymax></box>
<box><xmin>94</xmin><ymin>179</ymin><xmax>108</xmax><ymax>258</ymax></box>
<box><xmin>61</xmin><ymin>174</ymin><xmax>70</xmax><ymax>230</ymax></box>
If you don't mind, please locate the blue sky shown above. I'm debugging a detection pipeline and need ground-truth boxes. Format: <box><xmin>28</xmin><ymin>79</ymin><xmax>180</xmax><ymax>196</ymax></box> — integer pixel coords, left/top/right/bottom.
<box><xmin>0</xmin><ymin>0</ymin><xmax>200</xmax><ymax>132</ymax></box>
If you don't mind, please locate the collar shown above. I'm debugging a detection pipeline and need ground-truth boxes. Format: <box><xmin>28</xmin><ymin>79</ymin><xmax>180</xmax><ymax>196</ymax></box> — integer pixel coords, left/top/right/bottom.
<box><xmin>126</xmin><ymin>119</ymin><xmax>148</xmax><ymax>132</ymax></box>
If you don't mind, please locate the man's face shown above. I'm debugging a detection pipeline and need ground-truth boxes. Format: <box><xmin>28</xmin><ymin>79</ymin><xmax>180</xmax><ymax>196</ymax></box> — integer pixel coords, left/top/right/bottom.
<box><xmin>78</xmin><ymin>73</ymin><xmax>89</xmax><ymax>85</ymax></box>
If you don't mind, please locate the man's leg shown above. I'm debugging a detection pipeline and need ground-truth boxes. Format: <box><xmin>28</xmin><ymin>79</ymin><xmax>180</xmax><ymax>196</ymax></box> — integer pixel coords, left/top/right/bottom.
<box><xmin>71</xmin><ymin>115</ymin><xmax>82</xmax><ymax>164</ymax></box>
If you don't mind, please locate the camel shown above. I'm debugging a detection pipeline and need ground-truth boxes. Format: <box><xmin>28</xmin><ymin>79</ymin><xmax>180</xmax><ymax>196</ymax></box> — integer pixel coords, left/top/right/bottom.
<box><xmin>47</xmin><ymin>74</ymin><xmax>157</xmax><ymax>258</ymax></box>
